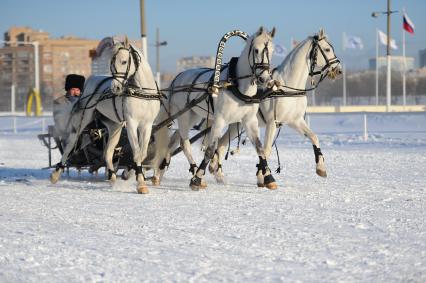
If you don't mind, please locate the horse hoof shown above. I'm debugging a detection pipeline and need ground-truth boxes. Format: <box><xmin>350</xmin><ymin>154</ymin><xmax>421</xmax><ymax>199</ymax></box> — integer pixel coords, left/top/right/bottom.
<box><xmin>265</xmin><ymin>182</ymin><xmax>278</xmax><ymax>190</ymax></box>
<box><xmin>152</xmin><ymin>176</ymin><xmax>160</xmax><ymax>186</ymax></box>
<box><xmin>200</xmin><ymin>179</ymin><xmax>208</xmax><ymax>189</ymax></box>
<box><xmin>50</xmin><ymin>169</ymin><xmax>63</xmax><ymax>184</ymax></box>
<box><xmin>263</xmin><ymin>174</ymin><xmax>277</xmax><ymax>190</ymax></box>
<box><xmin>121</xmin><ymin>170</ymin><xmax>129</xmax><ymax>180</ymax></box>
<box><xmin>257</xmin><ymin>183</ymin><xmax>265</xmax><ymax>188</ymax></box>
<box><xmin>215</xmin><ymin>175</ymin><xmax>225</xmax><ymax>184</ymax></box>
<box><xmin>316</xmin><ymin>169</ymin><xmax>327</xmax><ymax>178</ymax></box>
<box><xmin>109</xmin><ymin>173</ymin><xmax>117</xmax><ymax>183</ymax></box>
<box><xmin>190</xmin><ymin>175</ymin><xmax>205</xmax><ymax>191</ymax></box>
<box><xmin>137</xmin><ymin>185</ymin><xmax>149</xmax><ymax>194</ymax></box>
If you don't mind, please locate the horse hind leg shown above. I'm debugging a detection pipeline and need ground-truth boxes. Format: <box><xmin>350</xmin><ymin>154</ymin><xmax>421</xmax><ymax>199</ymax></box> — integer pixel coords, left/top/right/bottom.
<box><xmin>104</xmin><ymin>122</ymin><xmax>123</xmax><ymax>183</ymax></box>
<box><xmin>209</xmin><ymin>123</ymin><xmax>239</xmax><ymax>184</ymax></box>
<box><xmin>292</xmin><ymin>119</ymin><xmax>327</xmax><ymax>177</ymax></box>
<box><xmin>50</xmin><ymin>111</ymin><xmax>93</xmax><ymax>184</ymax></box>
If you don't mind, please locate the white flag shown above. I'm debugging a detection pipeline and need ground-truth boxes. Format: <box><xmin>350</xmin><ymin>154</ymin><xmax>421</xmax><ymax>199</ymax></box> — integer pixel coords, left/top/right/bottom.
<box><xmin>273</xmin><ymin>43</ymin><xmax>287</xmax><ymax>57</ymax></box>
<box><xmin>344</xmin><ymin>34</ymin><xmax>364</xmax><ymax>49</ymax></box>
<box><xmin>378</xmin><ymin>30</ymin><xmax>398</xmax><ymax>50</ymax></box>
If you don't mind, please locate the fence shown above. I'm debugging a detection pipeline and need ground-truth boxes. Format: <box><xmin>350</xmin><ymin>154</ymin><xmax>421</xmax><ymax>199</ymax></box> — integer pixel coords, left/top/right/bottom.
<box><xmin>0</xmin><ymin>114</ymin><xmax>53</xmax><ymax>134</ymax></box>
<box><xmin>0</xmin><ymin>112</ymin><xmax>425</xmax><ymax>143</ymax></box>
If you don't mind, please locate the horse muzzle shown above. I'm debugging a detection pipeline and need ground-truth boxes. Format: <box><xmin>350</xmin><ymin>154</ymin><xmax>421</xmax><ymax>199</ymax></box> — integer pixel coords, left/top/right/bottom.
<box><xmin>328</xmin><ymin>65</ymin><xmax>342</xmax><ymax>80</ymax></box>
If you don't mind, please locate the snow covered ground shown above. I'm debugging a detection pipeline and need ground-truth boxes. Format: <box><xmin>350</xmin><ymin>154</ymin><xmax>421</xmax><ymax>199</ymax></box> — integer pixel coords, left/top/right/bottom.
<box><xmin>0</xmin><ymin>113</ymin><xmax>425</xmax><ymax>282</ymax></box>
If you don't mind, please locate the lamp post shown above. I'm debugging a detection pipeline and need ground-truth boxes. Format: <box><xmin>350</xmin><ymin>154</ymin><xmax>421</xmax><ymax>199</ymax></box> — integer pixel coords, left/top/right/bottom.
<box><xmin>372</xmin><ymin>0</ymin><xmax>398</xmax><ymax>112</ymax></box>
<box><xmin>140</xmin><ymin>0</ymin><xmax>148</xmax><ymax>58</ymax></box>
<box><xmin>155</xmin><ymin>27</ymin><xmax>167</xmax><ymax>88</ymax></box>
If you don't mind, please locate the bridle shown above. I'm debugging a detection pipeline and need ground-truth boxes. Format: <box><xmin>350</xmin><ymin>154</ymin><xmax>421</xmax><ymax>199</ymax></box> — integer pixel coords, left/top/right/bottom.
<box><xmin>110</xmin><ymin>45</ymin><xmax>141</xmax><ymax>88</ymax></box>
<box><xmin>308</xmin><ymin>35</ymin><xmax>340</xmax><ymax>85</ymax></box>
<box><xmin>247</xmin><ymin>39</ymin><xmax>272</xmax><ymax>84</ymax></box>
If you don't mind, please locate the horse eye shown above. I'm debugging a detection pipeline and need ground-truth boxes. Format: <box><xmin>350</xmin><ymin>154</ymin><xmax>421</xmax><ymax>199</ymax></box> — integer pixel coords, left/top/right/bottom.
<box><xmin>255</xmin><ymin>49</ymin><xmax>259</xmax><ymax>54</ymax></box>
<box><xmin>122</xmin><ymin>61</ymin><xmax>127</xmax><ymax>65</ymax></box>
<box><xmin>325</xmin><ymin>48</ymin><xmax>331</xmax><ymax>52</ymax></box>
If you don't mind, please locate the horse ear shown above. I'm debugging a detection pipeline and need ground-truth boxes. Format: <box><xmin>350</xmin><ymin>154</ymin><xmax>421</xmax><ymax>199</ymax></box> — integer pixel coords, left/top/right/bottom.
<box><xmin>319</xmin><ymin>28</ymin><xmax>325</xmax><ymax>39</ymax></box>
<box><xmin>257</xmin><ymin>26</ymin><xmax>264</xmax><ymax>35</ymax></box>
<box><xmin>124</xmin><ymin>36</ymin><xmax>129</xmax><ymax>48</ymax></box>
<box><xmin>270</xmin><ymin>27</ymin><xmax>276</xmax><ymax>38</ymax></box>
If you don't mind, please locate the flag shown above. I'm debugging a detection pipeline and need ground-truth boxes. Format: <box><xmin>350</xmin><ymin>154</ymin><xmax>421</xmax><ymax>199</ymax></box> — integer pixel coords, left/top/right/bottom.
<box><xmin>403</xmin><ymin>12</ymin><xmax>415</xmax><ymax>34</ymax></box>
<box><xmin>291</xmin><ymin>38</ymin><xmax>299</xmax><ymax>49</ymax></box>
<box><xmin>273</xmin><ymin>43</ymin><xmax>287</xmax><ymax>57</ymax></box>
<box><xmin>378</xmin><ymin>30</ymin><xmax>398</xmax><ymax>50</ymax></box>
<box><xmin>344</xmin><ymin>34</ymin><xmax>364</xmax><ymax>49</ymax></box>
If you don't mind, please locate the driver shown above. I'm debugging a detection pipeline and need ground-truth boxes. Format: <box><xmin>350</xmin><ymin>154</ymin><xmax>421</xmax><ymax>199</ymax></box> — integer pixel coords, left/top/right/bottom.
<box><xmin>64</xmin><ymin>74</ymin><xmax>85</xmax><ymax>102</ymax></box>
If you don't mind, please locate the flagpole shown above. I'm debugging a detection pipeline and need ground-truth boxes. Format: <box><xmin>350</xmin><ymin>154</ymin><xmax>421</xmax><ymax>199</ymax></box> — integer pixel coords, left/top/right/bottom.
<box><xmin>342</xmin><ymin>32</ymin><xmax>346</xmax><ymax>106</ymax></box>
<box><xmin>402</xmin><ymin>9</ymin><xmax>407</xmax><ymax>107</ymax></box>
<box><xmin>386</xmin><ymin>0</ymin><xmax>392</xmax><ymax>112</ymax></box>
<box><xmin>376</xmin><ymin>28</ymin><xmax>379</xmax><ymax>105</ymax></box>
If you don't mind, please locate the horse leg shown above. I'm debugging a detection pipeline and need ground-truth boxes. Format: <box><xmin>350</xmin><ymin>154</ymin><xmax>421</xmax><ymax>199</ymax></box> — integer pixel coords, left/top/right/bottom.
<box><xmin>153</xmin><ymin>130</ymin><xmax>178</xmax><ymax>184</ymax></box>
<box><xmin>104</xmin><ymin>122</ymin><xmax>123</xmax><ymax>183</ymax></box>
<box><xmin>209</xmin><ymin>123</ymin><xmax>239</xmax><ymax>184</ymax></box>
<box><xmin>135</xmin><ymin>123</ymin><xmax>153</xmax><ymax>191</ymax></box>
<box><xmin>125</xmin><ymin>119</ymin><xmax>146</xmax><ymax>193</ymax></box>
<box><xmin>291</xmin><ymin>119</ymin><xmax>327</xmax><ymax>177</ymax></box>
<box><xmin>190</xmin><ymin>117</ymin><xmax>226</xmax><ymax>190</ymax></box>
<box><xmin>255</xmin><ymin>120</ymin><xmax>277</xmax><ymax>186</ymax></box>
<box><xmin>243</xmin><ymin>116</ymin><xmax>277</xmax><ymax>190</ymax></box>
<box><xmin>177</xmin><ymin>111</ymin><xmax>200</xmax><ymax>177</ymax></box>
<box><xmin>50</xmin><ymin>111</ymin><xmax>92</xmax><ymax>184</ymax></box>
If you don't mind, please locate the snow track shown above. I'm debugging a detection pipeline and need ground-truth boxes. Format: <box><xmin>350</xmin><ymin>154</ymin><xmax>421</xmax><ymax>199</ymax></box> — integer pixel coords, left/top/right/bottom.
<box><xmin>0</xmin><ymin>129</ymin><xmax>425</xmax><ymax>281</ymax></box>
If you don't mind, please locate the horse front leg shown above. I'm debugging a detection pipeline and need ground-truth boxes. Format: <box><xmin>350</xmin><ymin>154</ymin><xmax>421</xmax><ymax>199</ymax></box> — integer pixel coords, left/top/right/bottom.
<box><xmin>243</xmin><ymin>116</ymin><xmax>277</xmax><ymax>190</ymax></box>
<box><xmin>293</xmin><ymin>118</ymin><xmax>327</xmax><ymax>177</ymax></box>
<box><xmin>254</xmin><ymin>120</ymin><xmax>277</xmax><ymax>186</ymax></box>
<box><xmin>135</xmin><ymin>124</ymin><xmax>154</xmax><ymax>193</ymax></box>
<box><xmin>125</xmin><ymin>120</ymin><xmax>146</xmax><ymax>193</ymax></box>
<box><xmin>190</xmin><ymin>117</ymin><xmax>226</xmax><ymax>190</ymax></box>
<box><xmin>104</xmin><ymin>122</ymin><xmax>123</xmax><ymax>183</ymax></box>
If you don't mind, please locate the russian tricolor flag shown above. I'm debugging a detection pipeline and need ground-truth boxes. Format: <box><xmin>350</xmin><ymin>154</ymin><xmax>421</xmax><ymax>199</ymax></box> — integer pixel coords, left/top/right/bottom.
<box><xmin>403</xmin><ymin>12</ymin><xmax>415</xmax><ymax>34</ymax></box>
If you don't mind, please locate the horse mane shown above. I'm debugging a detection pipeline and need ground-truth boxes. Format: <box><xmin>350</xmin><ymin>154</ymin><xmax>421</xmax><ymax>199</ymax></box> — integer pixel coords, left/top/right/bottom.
<box><xmin>276</xmin><ymin>37</ymin><xmax>312</xmax><ymax>72</ymax></box>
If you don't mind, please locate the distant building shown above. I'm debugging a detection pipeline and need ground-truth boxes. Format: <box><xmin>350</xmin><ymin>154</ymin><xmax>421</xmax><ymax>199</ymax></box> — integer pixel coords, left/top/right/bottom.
<box><xmin>419</xmin><ymin>49</ymin><xmax>426</xmax><ymax>68</ymax></box>
<box><xmin>176</xmin><ymin>56</ymin><xmax>215</xmax><ymax>72</ymax></box>
<box><xmin>0</xmin><ymin>26</ymin><xmax>98</xmax><ymax>111</ymax></box>
<box><xmin>90</xmin><ymin>36</ymin><xmax>142</xmax><ymax>76</ymax></box>
<box><xmin>369</xmin><ymin>56</ymin><xmax>415</xmax><ymax>72</ymax></box>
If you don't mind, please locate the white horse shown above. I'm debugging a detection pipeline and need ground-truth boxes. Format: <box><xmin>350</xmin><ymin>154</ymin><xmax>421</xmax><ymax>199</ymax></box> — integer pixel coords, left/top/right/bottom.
<box><xmin>154</xmin><ymin>27</ymin><xmax>278</xmax><ymax>190</ymax></box>
<box><xmin>209</xmin><ymin>29</ymin><xmax>342</xmax><ymax>185</ymax></box>
<box><xmin>50</xmin><ymin>37</ymin><xmax>161</xmax><ymax>194</ymax></box>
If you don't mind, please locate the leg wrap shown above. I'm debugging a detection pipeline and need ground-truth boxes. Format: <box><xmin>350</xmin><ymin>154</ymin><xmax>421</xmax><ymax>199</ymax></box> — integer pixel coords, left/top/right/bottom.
<box><xmin>313</xmin><ymin>145</ymin><xmax>323</xmax><ymax>164</ymax></box>
<box><xmin>135</xmin><ymin>165</ymin><xmax>144</xmax><ymax>180</ymax></box>
<box><xmin>258</xmin><ymin>156</ymin><xmax>270</xmax><ymax>175</ymax></box>
<box><xmin>55</xmin><ymin>162</ymin><xmax>65</xmax><ymax>171</ymax></box>
<box><xmin>107</xmin><ymin>169</ymin><xmax>115</xmax><ymax>180</ymax></box>
<box><xmin>189</xmin><ymin>163</ymin><xmax>197</xmax><ymax>175</ymax></box>
<box><xmin>217</xmin><ymin>164</ymin><xmax>222</xmax><ymax>172</ymax></box>
<box><xmin>159</xmin><ymin>158</ymin><xmax>170</xmax><ymax>170</ymax></box>
<box><xmin>198</xmin><ymin>159</ymin><xmax>209</xmax><ymax>173</ymax></box>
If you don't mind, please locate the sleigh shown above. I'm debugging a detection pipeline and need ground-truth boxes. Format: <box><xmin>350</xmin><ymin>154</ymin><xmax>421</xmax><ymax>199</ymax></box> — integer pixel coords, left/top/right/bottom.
<box><xmin>37</xmin><ymin>120</ymin><xmax>156</xmax><ymax>177</ymax></box>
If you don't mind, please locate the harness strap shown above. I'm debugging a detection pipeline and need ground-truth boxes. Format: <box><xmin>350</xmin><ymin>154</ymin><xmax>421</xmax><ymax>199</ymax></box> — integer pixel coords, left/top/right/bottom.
<box><xmin>226</xmin><ymin>57</ymin><xmax>270</xmax><ymax>103</ymax></box>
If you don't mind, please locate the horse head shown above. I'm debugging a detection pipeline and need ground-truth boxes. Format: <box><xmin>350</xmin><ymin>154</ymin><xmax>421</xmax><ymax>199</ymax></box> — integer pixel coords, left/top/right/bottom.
<box><xmin>110</xmin><ymin>36</ymin><xmax>139</xmax><ymax>94</ymax></box>
<box><xmin>246</xmin><ymin>26</ymin><xmax>276</xmax><ymax>86</ymax></box>
<box><xmin>309</xmin><ymin>28</ymin><xmax>342</xmax><ymax>81</ymax></box>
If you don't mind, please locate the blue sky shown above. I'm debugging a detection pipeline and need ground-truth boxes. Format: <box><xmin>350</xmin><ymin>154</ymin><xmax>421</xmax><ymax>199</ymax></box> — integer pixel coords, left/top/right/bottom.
<box><xmin>1</xmin><ymin>0</ymin><xmax>425</xmax><ymax>72</ymax></box>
